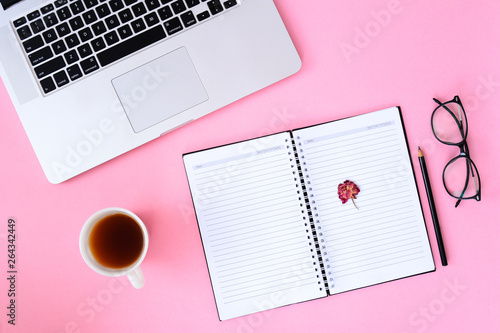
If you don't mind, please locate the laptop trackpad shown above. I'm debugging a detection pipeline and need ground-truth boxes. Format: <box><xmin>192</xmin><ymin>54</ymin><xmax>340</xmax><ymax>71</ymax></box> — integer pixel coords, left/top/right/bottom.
<box><xmin>112</xmin><ymin>47</ymin><xmax>208</xmax><ymax>133</ymax></box>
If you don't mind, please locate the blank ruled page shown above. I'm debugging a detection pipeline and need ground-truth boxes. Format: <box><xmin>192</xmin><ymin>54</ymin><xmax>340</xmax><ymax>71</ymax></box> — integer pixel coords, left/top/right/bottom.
<box><xmin>293</xmin><ymin>107</ymin><xmax>435</xmax><ymax>294</ymax></box>
<box><xmin>183</xmin><ymin>132</ymin><xmax>326</xmax><ymax>321</ymax></box>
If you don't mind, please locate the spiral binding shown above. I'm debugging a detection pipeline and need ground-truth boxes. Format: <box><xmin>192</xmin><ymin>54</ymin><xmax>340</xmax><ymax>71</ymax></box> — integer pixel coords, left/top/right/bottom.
<box><xmin>286</xmin><ymin>136</ymin><xmax>331</xmax><ymax>293</ymax></box>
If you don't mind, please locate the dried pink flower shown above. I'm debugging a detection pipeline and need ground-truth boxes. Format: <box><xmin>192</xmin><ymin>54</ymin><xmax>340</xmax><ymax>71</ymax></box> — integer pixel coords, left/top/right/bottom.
<box><xmin>338</xmin><ymin>180</ymin><xmax>360</xmax><ymax>209</ymax></box>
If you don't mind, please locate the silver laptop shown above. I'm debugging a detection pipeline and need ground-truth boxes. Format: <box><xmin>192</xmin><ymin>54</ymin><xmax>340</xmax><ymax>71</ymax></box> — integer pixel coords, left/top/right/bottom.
<box><xmin>0</xmin><ymin>0</ymin><xmax>301</xmax><ymax>183</ymax></box>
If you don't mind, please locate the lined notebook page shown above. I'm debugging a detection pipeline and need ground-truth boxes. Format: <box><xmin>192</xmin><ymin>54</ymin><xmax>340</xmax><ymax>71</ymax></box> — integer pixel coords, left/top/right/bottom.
<box><xmin>293</xmin><ymin>107</ymin><xmax>435</xmax><ymax>294</ymax></box>
<box><xmin>183</xmin><ymin>132</ymin><xmax>326</xmax><ymax>321</ymax></box>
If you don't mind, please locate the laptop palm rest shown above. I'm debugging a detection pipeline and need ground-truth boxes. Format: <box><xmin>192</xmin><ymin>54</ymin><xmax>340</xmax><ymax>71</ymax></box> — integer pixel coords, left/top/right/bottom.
<box><xmin>111</xmin><ymin>47</ymin><xmax>208</xmax><ymax>133</ymax></box>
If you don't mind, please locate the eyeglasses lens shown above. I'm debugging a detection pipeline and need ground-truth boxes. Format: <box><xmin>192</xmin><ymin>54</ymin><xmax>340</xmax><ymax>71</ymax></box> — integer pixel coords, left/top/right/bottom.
<box><xmin>432</xmin><ymin>102</ymin><xmax>466</xmax><ymax>144</ymax></box>
<box><xmin>443</xmin><ymin>156</ymin><xmax>479</xmax><ymax>199</ymax></box>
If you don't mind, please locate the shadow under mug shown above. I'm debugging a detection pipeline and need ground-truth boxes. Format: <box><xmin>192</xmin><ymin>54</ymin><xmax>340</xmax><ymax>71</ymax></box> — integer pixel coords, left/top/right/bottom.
<box><xmin>79</xmin><ymin>207</ymin><xmax>149</xmax><ymax>289</ymax></box>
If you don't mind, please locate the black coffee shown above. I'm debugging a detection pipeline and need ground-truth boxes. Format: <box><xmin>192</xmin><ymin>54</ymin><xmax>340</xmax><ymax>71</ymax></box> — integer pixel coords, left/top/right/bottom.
<box><xmin>89</xmin><ymin>213</ymin><xmax>144</xmax><ymax>269</ymax></box>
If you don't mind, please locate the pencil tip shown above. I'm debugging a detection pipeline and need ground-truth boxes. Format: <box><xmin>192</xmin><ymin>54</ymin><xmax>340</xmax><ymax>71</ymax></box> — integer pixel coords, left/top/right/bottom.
<box><xmin>417</xmin><ymin>146</ymin><xmax>423</xmax><ymax>157</ymax></box>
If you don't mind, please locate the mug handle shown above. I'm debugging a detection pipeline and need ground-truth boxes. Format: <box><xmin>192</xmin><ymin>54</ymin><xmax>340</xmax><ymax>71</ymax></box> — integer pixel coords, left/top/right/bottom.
<box><xmin>127</xmin><ymin>266</ymin><xmax>145</xmax><ymax>289</ymax></box>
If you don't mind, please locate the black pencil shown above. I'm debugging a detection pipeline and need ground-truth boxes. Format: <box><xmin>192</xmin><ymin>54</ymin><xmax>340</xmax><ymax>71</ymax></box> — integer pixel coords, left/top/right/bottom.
<box><xmin>418</xmin><ymin>146</ymin><xmax>448</xmax><ymax>266</ymax></box>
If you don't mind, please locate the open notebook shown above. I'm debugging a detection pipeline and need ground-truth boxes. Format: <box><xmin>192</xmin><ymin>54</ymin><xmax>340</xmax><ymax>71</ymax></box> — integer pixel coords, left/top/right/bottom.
<box><xmin>183</xmin><ymin>107</ymin><xmax>435</xmax><ymax>320</ymax></box>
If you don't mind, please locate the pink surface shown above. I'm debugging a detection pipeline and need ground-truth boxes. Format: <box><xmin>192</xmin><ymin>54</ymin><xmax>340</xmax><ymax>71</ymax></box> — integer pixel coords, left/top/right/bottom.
<box><xmin>1</xmin><ymin>1</ymin><xmax>500</xmax><ymax>332</ymax></box>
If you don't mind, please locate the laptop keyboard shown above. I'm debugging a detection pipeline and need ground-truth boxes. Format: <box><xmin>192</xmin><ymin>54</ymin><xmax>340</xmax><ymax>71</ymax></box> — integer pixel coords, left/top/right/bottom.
<box><xmin>11</xmin><ymin>0</ymin><xmax>239</xmax><ymax>95</ymax></box>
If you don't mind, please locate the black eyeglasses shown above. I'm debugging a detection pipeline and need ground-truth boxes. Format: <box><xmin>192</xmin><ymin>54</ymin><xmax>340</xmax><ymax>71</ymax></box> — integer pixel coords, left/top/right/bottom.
<box><xmin>431</xmin><ymin>95</ymin><xmax>481</xmax><ymax>207</ymax></box>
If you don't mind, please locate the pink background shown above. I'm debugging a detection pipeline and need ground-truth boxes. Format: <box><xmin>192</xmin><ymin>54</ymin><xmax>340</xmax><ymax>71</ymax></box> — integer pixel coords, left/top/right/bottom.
<box><xmin>1</xmin><ymin>0</ymin><xmax>500</xmax><ymax>332</ymax></box>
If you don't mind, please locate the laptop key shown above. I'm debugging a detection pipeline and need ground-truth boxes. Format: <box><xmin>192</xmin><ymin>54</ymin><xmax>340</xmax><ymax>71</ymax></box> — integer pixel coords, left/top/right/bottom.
<box><xmin>223</xmin><ymin>0</ymin><xmax>237</xmax><ymax>9</ymax></box>
<box><xmin>34</xmin><ymin>55</ymin><xmax>65</xmax><ymax>78</ymax></box>
<box><xmin>118</xmin><ymin>8</ymin><xmax>133</xmax><ymax>23</ymax></box>
<box><xmin>96</xmin><ymin>3</ymin><xmax>111</xmax><ymax>18</ymax></box>
<box><xmin>67</xmin><ymin>64</ymin><xmax>83</xmax><ymax>80</ymax></box>
<box><xmin>144</xmin><ymin>12</ymin><xmax>160</xmax><ymax>26</ymax></box>
<box><xmin>43</xmin><ymin>13</ymin><xmax>59</xmax><ymax>27</ymax></box>
<box><xmin>13</xmin><ymin>17</ymin><xmax>27</xmax><ymax>27</ymax></box>
<box><xmin>29</xmin><ymin>46</ymin><xmax>53</xmax><ymax>66</ymax></box>
<box><xmin>30</xmin><ymin>19</ymin><xmax>45</xmax><ymax>33</ymax></box>
<box><xmin>53</xmin><ymin>70</ymin><xmax>70</xmax><ymax>87</ymax></box>
<box><xmin>116</xmin><ymin>25</ymin><xmax>132</xmax><ymax>39</ymax></box>
<box><xmin>84</xmin><ymin>0</ymin><xmax>99</xmax><ymax>8</ymax></box>
<box><xmin>65</xmin><ymin>33</ymin><xmax>80</xmax><ymax>48</ymax></box>
<box><xmin>77</xmin><ymin>43</ymin><xmax>91</xmax><ymax>58</ymax></box>
<box><xmin>105</xmin><ymin>14</ymin><xmax>120</xmax><ymax>29</ymax></box>
<box><xmin>185</xmin><ymin>0</ymin><xmax>199</xmax><ymax>8</ymax></box>
<box><xmin>104</xmin><ymin>30</ymin><xmax>119</xmax><ymax>44</ymax></box>
<box><xmin>171</xmin><ymin>0</ymin><xmax>186</xmax><ymax>14</ymax></box>
<box><xmin>54</xmin><ymin>0</ymin><xmax>68</xmax><ymax>8</ymax></box>
<box><xmin>23</xmin><ymin>35</ymin><xmax>44</xmax><ymax>53</ymax></box>
<box><xmin>196</xmin><ymin>10</ymin><xmax>209</xmax><ymax>21</ymax></box>
<box><xmin>70</xmin><ymin>1</ymin><xmax>86</xmax><ymax>15</ymax></box>
<box><xmin>27</xmin><ymin>10</ymin><xmax>41</xmax><ymax>21</ymax></box>
<box><xmin>16</xmin><ymin>25</ymin><xmax>32</xmax><ymax>40</ymax></box>
<box><xmin>131</xmin><ymin>18</ymin><xmax>146</xmax><ymax>33</ymax></box>
<box><xmin>110</xmin><ymin>0</ymin><xmax>125</xmax><ymax>11</ymax></box>
<box><xmin>91</xmin><ymin>21</ymin><xmax>107</xmax><ymax>35</ymax></box>
<box><xmin>78</xmin><ymin>27</ymin><xmax>93</xmax><ymax>42</ymax></box>
<box><xmin>83</xmin><ymin>10</ymin><xmax>98</xmax><ymax>25</ymax></box>
<box><xmin>55</xmin><ymin>22</ymin><xmax>71</xmax><ymax>37</ymax></box>
<box><xmin>41</xmin><ymin>4</ymin><xmax>55</xmax><ymax>14</ymax></box>
<box><xmin>80</xmin><ymin>56</ymin><xmax>99</xmax><ymax>74</ymax></box>
<box><xmin>145</xmin><ymin>0</ymin><xmax>160</xmax><ymax>11</ymax></box>
<box><xmin>164</xmin><ymin>16</ymin><xmax>182</xmax><ymax>35</ymax></box>
<box><xmin>52</xmin><ymin>40</ymin><xmax>67</xmax><ymax>54</ymax></box>
<box><xmin>91</xmin><ymin>36</ymin><xmax>106</xmax><ymax>51</ymax></box>
<box><xmin>97</xmin><ymin>25</ymin><xmax>166</xmax><ymax>66</ymax></box>
<box><xmin>40</xmin><ymin>76</ymin><xmax>56</xmax><ymax>93</ymax></box>
<box><xmin>158</xmin><ymin>6</ymin><xmax>173</xmax><ymax>20</ymax></box>
<box><xmin>64</xmin><ymin>49</ymin><xmax>79</xmax><ymax>64</ymax></box>
<box><xmin>42</xmin><ymin>29</ymin><xmax>58</xmax><ymax>43</ymax></box>
<box><xmin>131</xmin><ymin>3</ymin><xmax>147</xmax><ymax>17</ymax></box>
<box><xmin>180</xmin><ymin>11</ymin><xmax>196</xmax><ymax>27</ymax></box>
<box><xmin>56</xmin><ymin>7</ymin><xmax>72</xmax><ymax>21</ymax></box>
<box><xmin>69</xmin><ymin>16</ymin><xmax>85</xmax><ymax>30</ymax></box>
<box><xmin>207</xmin><ymin>0</ymin><xmax>223</xmax><ymax>15</ymax></box>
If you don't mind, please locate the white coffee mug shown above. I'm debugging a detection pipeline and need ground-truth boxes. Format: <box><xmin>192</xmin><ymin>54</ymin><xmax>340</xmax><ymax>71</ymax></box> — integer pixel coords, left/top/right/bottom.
<box><xmin>79</xmin><ymin>208</ymin><xmax>149</xmax><ymax>289</ymax></box>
